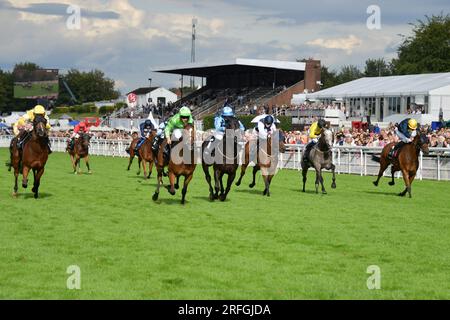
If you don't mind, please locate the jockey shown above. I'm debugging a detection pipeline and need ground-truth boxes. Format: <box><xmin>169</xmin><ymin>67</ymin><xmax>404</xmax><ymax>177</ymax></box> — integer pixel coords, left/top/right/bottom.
<box><xmin>204</xmin><ymin>106</ymin><xmax>245</xmax><ymax>156</ymax></box>
<box><xmin>68</xmin><ymin>121</ymin><xmax>90</xmax><ymax>151</ymax></box>
<box><xmin>303</xmin><ymin>118</ymin><xmax>327</xmax><ymax>160</ymax></box>
<box><xmin>255</xmin><ymin>115</ymin><xmax>277</xmax><ymax>140</ymax></box>
<box><xmin>389</xmin><ymin>118</ymin><xmax>418</xmax><ymax>158</ymax></box>
<box><xmin>152</xmin><ymin>106</ymin><xmax>194</xmax><ymax>158</ymax></box>
<box><xmin>134</xmin><ymin>119</ymin><xmax>156</xmax><ymax>154</ymax></box>
<box><xmin>15</xmin><ymin>105</ymin><xmax>52</xmax><ymax>153</ymax></box>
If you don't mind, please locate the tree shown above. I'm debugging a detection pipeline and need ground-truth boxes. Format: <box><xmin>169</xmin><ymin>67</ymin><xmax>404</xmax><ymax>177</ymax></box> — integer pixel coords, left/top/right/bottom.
<box><xmin>0</xmin><ymin>69</ymin><xmax>14</xmax><ymax>113</ymax></box>
<box><xmin>337</xmin><ymin>65</ymin><xmax>363</xmax><ymax>83</ymax></box>
<box><xmin>364</xmin><ymin>58</ymin><xmax>392</xmax><ymax>77</ymax></box>
<box><xmin>391</xmin><ymin>13</ymin><xmax>450</xmax><ymax>74</ymax></box>
<box><xmin>58</xmin><ymin>69</ymin><xmax>120</xmax><ymax>104</ymax></box>
<box><xmin>320</xmin><ymin>65</ymin><xmax>340</xmax><ymax>89</ymax></box>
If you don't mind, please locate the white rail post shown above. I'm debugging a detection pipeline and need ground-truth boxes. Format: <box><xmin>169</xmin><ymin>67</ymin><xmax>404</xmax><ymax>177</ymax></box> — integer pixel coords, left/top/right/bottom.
<box><xmin>419</xmin><ymin>151</ymin><xmax>423</xmax><ymax>181</ymax></box>
<box><xmin>360</xmin><ymin>149</ymin><xmax>363</xmax><ymax>176</ymax></box>
<box><xmin>437</xmin><ymin>154</ymin><xmax>441</xmax><ymax>181</ymax></box>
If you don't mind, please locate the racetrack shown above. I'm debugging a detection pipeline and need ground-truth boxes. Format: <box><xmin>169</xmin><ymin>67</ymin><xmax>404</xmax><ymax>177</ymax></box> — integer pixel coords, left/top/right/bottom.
<box><xmin>1</xmin><ymin>148</ymin><xmax>449</xmax><ymax>299</ymax></box>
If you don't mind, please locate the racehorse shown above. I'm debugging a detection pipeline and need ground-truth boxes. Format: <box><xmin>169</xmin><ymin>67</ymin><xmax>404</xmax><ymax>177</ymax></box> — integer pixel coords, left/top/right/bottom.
<box><xmin>137</xmin><ymin>131</ymin><xmax>156</xmax><ymax>179</ymax></box>
<box><xmin>301</xmin><ymin>128</ymin><xmax>336</xmax><ymax>194</ymax></box>
<box><xmin>152</xmin><ymin>123</ymin><xmax>196</xmax><ymax>204</ymax></box>
<box><xmin>202</xmin><ymin>117</ymin><xmax>243</xmax><ymax>201</ymax></box>
<box><xmin>235</xmin><ymin>130</ymin><xmax>286</xmax><ymax>197</ymax></box>
<box><xmin>10</xmin><ymin>115</ymin><xmax>50</xmax><ymax>199</ymax></box>
<box><xmin>126</xmin><ymin>137</ymin><xmax>142</xmax><ymax>173</ymax></box>
<box><xmin>68</xmin><ymin>132</ymin><xmax>92</xmax><ymax>174</ymax></box>
<box><xmin>372</xmin><ymin>132</ymin><xmax>430</xmax><ymax>198</ymax></box>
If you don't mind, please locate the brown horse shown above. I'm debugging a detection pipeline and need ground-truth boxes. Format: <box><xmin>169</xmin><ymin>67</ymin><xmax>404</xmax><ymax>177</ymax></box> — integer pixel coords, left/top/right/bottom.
<box><xmin>235</xmin><ymin>130</ymin><xmax>286</xmax><ymax>197</ymax></box>
<box><xmin>10</xmin><ymin>115</ymin><xmax>50</xmax><ymax>199</ymax></box>
<box><xmin>152</xmin><ymin>124</ymin><xmax>196</xmax><ymax>204</ymax></box>
<box><xmin>68</xmin><ymin>133</ymin><xmax>91</xmax><ymax>174</ymax></box>
<box><xmin>301</xmin><ymin>128</ymin><xmax>336</xmax><ymax>194</ymax></box>
<box><xmin>202</xmin><ymin>117</ymin><xmax>243</xmax><ymax>201</ymax></box>
<box><xmin>137</xmin><ymin>131</ymin><xmax>156</xmax><ymax>179</ymax></box>
<box><xmin>126</xmin><ymin>137</ymin><xmax>142</xmax><ymax>174</ymax></box>
<box><xmin>373</xmin><ymin>132</ymin><xmax>430</xmax><ymax>198</ymax></box>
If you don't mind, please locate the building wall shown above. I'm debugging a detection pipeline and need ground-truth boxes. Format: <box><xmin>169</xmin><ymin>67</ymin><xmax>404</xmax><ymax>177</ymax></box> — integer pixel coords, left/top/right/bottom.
<box><xmin>265</xmin><ymin>80</ymin><xmax>305</xmax><ymax>106</ymax></box>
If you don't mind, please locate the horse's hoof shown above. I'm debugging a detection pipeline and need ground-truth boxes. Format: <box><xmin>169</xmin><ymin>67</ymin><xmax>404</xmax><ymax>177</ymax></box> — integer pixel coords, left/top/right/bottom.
<box><xmin>322</xmin><ymin>191</ymin><xmax>328</xmax><ymax>195</ymax></box>
<box><xmin>88</xmin><ymin>171</ymin><xmax>92</xmax><ymax>175</ymax></box>
<box><xmin>249</xmin><ymin>183</ymin><xmax>255</xmax><ymax>188</ymax></box>
<box><xmin>219</xmin><ymin>194</ymin><xmax>226</xmax><ymax>202</ymax></box>
<box><xmin>12</xmin><ymin>192</ymin><xmax>18</xmax><ymax>198</ymax></box>
<box><xmin>174</xmin><ymin>184</ymin><xmax>179</xmax><ymax>190</ymax></box>
<box><xmin>331</xmin><ymin>183</ymin><xmax>336</xmax><ymax>189</ymax></box>
<box><xmin>209</xmin><ymin>194</ymin><xmax>215</xmax><ymax>201</ymax></box>
<box><xmin>389</xmin><ymin>181</ymin><xmax>395</xmax><ymax>186</ymax></box>
<box><xmin>32</xmin><ymin>187</ymin><xmax>36</xmax><ymax>193</ymax></box>
<box><xmin>398</xmin><ymin>193</ymin><xmax>406</xmax><ymax>197</ymax></box>
<box><xmin>263</xmin><ymin>189</ymin><xmax>267</xmax><ymax>196</ymax></box>
<box><xmin>136</xmin><ymin>172</ymin><xmax>140</xmax><ymax>176</ymax></box>
<box><xmin>181</xmin><ymin>200</ymin><xmax>186</xmax><ymax>205</ymax></box>
<box><xmin>34</xmin><ymin>193</ymin><xmax>38</xmax><ymax>199</ymax></box>
<box><xmin>22</xmin><ymin>184</ymin><xmax>27</xmax><ymax>189</ymax></box>
<box><xmin>152</xmin><ymin>193</ymin><xmax>159</xmax><ymax>201</ymax></box>
<box><xmin>235</xmin><ymin>181</ymin><xmax>241</xmax><ymax>186</ymax></box>
<box><xmin>373</xmin><ymin>181</ymin><xmax>378</xmax><ymax>187</ymax></box>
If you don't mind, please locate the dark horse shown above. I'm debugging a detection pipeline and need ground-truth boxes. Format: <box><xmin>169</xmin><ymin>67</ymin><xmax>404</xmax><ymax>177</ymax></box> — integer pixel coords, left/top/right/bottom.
<box><xmin>137</xmin><ymin>131</ymin><xmax>156</xmax><ymax>179</ymax></box>
<box><xmin>202</xmin><ymin>117</ymin><xmax>243</xmax><ymax>201</ymax></box>
<box><xmin>301</xmin><ymin>128</ymin><xmax>336</xmax><ymax>194</ymax></box>
<box><xmin>373</xmin><ymin>132</ymin><xmax>429</xmax><ymax>198</ymax></box>
<box><xmin>68</xmin><ymin>132</ymin><xmax>91</xmax><ymax>174</ymax></box>
<box><xmin>126</xmin><ymin>137</ymin><xmax>141</xmax><ymax>173</ymax></box>
<box><xmin>10</xmin><ymin>115</ymin><xmax>50</xmax><ymax>199</ymax></box>
<box><xmin>152</xmin><ymin>124</ymin><xmax>196</xmax><ymax>204</ymax></box>
<box><xmin>235</xmin><ymin>130</ymin><xmax>286</xmax><ymax>197</ymax></box>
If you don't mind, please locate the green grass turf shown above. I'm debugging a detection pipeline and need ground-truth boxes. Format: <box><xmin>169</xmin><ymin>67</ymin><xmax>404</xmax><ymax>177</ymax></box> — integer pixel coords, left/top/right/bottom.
<box><xmin>1</xmin><ymin>148</ymin><xmax>450</xmax><ymax>299</ymax></box>
<box><xmin>14</xmin><ymin>83</ymin><xmax>58</xmax><ymax>99</ymax></box>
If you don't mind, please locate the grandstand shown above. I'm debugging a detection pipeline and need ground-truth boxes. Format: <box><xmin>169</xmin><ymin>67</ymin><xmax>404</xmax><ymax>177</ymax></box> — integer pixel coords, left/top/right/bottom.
<box><xmin>154</xmin><ymin>58</ymin><xmax>321</xmax><ymax>118</ymax></box>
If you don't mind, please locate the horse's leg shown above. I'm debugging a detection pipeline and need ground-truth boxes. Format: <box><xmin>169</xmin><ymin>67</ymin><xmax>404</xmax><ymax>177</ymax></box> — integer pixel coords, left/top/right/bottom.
<box><xmin>214</xmin><ymin>168</ymin><xmax>221</xmax><ymax>199</ymax></box>
<box><xmin>302</xmin><ymin>164</ymin><xmax>309</xmax><ymax>192</ymax></box>
<box><xmin>127</xmin><ymin>154</ymin><xmax>134</xmax><ymax>171</ymax></box>
<box><xmin>32</xmin><ymin>167</ymin><xmax>45</xmax><ymax>199</ymax></box>
<box><xmin>137</xmin><ymin>157</ymin><xmax>142</xmax><ymax>176</ymax></box>
<box><xmin>373</xmin><ymin>157</ymin><xmax>389</xmax><ymax>187</ymax></box>
<box><xmin>22</xmin><ymin>166</ymin><xmax>30</xmax><ymax>189</ymax></box>
<box><xmin>13</xmin><ymin>166</ymin><xmax>19</xmax><ymax>197</ymax></box>
<box><xmin>331</xmin><ymin>163</ymin><xmax>337</xmax><ymax>189</ymax></box>
<box><xmin>141</xmin><ymin>158</ymin><xmax>148</xmax><ymax>179</ymax></box>
<box><xmin>148</xmin><ymin>159</ymin><xmax>153</xmax><ymax>179</ymax></box>
<box><xmin>70</xmin><ymin>154</ymin><xmax>76</xmax><ymax>173</ymax></box>
<box><xmin>85</xmin><ymin>156</ymin><xmax>91</xmax><ymax>174</ymax></box>
<box><xmin>399</xmin><ymin>169</ymin><xmax>410</xmax><ymax>197</ymax></box>
<box><xmin>220</xmin><ymin>171</ymin><xmax>236</xmax><ymax>202</ymax></box>
<box><xmin>235</xmin><ymin>162</ymin><xmax>248</xmax><ymax>186</ymax></box>
<box><xmin>152</xmin><ymin>167</ymin><xmax>163</xmax><ymax>201</ymax></box>
<box><xmin>75</xmin><ymin>156</ymin><xmax>81</xmax><ymax>174</ymax></box>
<box><xmin>249</xmin><ymin>166</ymin><xmax>259</xmax><ymax>188</ymax></box>
<box><xmin>314</xmin><ymin>167</ymin><xmax>321</xmax><ymax>194</ymax></box>
<box><xmin>389</xmin><ymin>166</ymin><xmax>396</xmax><ymax>186</ymax></box>
<box><xmin>203</xmin><ymin>164</ymin><xmax>215</xmax><ymax>201</ymax></box>
<box><xmin>408</xmin><ymin>172</ymin><xmax>416</xmax><ymax>198</ymax></box>
<box><xmin>319</xmin><ymin>169</ymin><xmax>327</xmax><ymax>194</ymax></box>
<box><xmin>181</xmin><ymin>174</ymin><xmax>194</xmax><ymax>205</ymax></box>
<box><xmin>167</xmin><ymin>171</ymin><xmax>176</xmax><ymax>195</ymax></box>
<box><xmin>175</xmin><ymin>175</ymin><xmax>180</xmax><ymax>190</ymax></box>
<box><xmin>263</xmin><ymin>174</ymin><xmax>273</xmax><ymax>197</ymax></box>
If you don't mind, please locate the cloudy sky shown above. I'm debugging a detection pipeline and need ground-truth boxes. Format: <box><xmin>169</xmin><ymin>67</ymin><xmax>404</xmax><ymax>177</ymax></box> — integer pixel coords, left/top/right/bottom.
<box><xmin>0</xmin><ymin>0</ymin><xmax>448</xmax><ymax>94</ymax></box>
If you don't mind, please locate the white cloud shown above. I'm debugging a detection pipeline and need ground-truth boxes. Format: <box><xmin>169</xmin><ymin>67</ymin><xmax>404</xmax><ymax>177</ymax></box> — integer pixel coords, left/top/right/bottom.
<box><xmin>307</xmin><ymin>35</ymin><xmax>362</xmax><ymax>54</ymax></box>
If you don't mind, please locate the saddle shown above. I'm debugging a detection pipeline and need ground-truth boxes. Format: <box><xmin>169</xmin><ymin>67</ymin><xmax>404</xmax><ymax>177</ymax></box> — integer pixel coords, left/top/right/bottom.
<box><xmin>388</xmin><ymin>142</ymin><xmax>406</xmax><ymax>161</ymax></box>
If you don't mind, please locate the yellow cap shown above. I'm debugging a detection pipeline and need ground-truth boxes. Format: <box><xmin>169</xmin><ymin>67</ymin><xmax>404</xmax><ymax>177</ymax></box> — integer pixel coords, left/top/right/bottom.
<box><xmin>33</xmin><ymin>105</ymin><xmax>46</xmax><ymax>115</ymax></box>
<box><xmin>408</xmin><ymin>118</ymin><xmax>418</xmax><ymax>130</ymax></box>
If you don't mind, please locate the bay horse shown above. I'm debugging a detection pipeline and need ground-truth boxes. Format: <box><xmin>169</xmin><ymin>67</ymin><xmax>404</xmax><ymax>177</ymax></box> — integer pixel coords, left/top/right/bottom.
<box><xmin>68</xmin><ymin>132</ymin><xmax>91</xmax><ymax>174</ymax></box>
<box><xmin>235</xmin><ymin>130</ymin><xmax>286</xmax><ymax>197</ymax></box>
<box><xmin>137</xmin><ymin>131</ymin><xmax>156</xmax><ymax>179</ymax></box>
<box><xmin>152</xmin><ymin>123</ymin><xmax>196</xmax><ymax>204</ymax></box>
<box><xmin>202</xmin><ymin>117</ymin><xmax>243</xmax><ymax>201</ymax></box>
<box><xmin>372</xmin><ymin>132</ymin><xmax>429</xmax><ymax>198</ymax></box>
<box><xmin>10</xmin><ymin>115</ymin><xmax>50</xmax><ymax>199</ymax></box>
<box><xmin>301</xmin><ymin>128</ymin><xmax>336</xmax><ymax>194</ymax></box>
<box><xmin>126</xmin><ymin>137</ymin><xmax>141</xmax><ymax>173</ymax></box>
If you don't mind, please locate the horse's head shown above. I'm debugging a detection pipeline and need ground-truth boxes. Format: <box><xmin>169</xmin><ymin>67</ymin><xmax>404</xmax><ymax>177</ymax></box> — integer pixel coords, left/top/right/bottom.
<box><xmin>183</xmin><ymin>123</ymin><xmax>195</xmax><ymax>146</ymax></box>
<box><xmin>320</xmin><ymin>128</ymin><xmax>334</xmax><ymax>150</ymax></box>
<box><xmin>416</xmin><ymin>132</ymin><xmax>430</xmax><ymax>155</ymax></box>
<box><xmin>80</xmin><ymin>133</ymin><xmax>91</xmax><ymax>148</ymax></box>
<box><xmin>33</xmin><ymin>115</ymin><xmax>47</xmax><ymax>138</ymax></box>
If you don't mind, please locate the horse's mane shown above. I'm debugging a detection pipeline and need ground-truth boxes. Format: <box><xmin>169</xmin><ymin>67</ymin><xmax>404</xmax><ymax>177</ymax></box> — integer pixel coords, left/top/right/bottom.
<box><xmin>224</xmin><ymin>116</ymin><xmax>240</xmax><ymax>130</ymax></box>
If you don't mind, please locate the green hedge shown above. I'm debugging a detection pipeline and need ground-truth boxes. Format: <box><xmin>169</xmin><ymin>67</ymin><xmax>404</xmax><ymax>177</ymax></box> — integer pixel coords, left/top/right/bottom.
<box><xmin>99</xmin><ymin>106</ymin><xmax>116</xmax><ymax>115</ymax></box>
<box><xmin>53</xmin><ymin>106</ymin><xmax>70</xmax><ymax>114</ymax></box>
<box><xmin>202</xmin><ymin>115</ymin><xmax>292</xmax><ymax>131</ymax></box>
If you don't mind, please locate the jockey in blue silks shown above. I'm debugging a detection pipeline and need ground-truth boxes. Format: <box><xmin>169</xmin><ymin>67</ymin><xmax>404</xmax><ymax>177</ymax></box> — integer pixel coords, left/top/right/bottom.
<box><xmin>204</xmin><ymin>106</ymin><xmax>245</xmax><ymax>156</ymax></box>
<box><xmin>134</xmin><ymin>119</ymin><xmax>156</xmax><ymax>153</ymax></box>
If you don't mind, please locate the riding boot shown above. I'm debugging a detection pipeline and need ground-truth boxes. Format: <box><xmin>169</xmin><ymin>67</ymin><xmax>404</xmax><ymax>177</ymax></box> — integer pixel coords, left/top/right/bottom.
<box><xmin>204</xmin><ymin>137</ymin><xmax>216</xmax><ymax>157</ymax></box>
<box><xmin>46</xmin><ymin>137</ymin><xmax>53</xmax><ymax>154</ymax></box>
<box><xmin>152</xmin><ymin>136</ymin><xmax>161</xmax><ymax>156</ymax></box>
<box><xmin>389</xmin><ymin>142</ymin><xmax>404</xmax><ymax>159</ymax></box>
<box><xmin>163</xmin><ymin>144</ymin><xmax>170</xmax><ymax>163</ymax></box>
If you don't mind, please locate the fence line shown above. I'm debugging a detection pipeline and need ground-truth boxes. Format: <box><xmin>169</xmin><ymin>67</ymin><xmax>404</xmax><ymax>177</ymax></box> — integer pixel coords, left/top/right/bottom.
<box><xmin>1</xmin><ymin>135</ymin><xmax>449</xmax><ymax>181</ymax></box>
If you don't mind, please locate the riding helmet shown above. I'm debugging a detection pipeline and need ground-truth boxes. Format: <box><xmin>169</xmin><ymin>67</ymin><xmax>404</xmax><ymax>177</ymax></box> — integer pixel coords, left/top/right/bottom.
<box><xmin>179</xmin><ymin>106</ymin><xmax>191</xmax><ymax>117</ymax></box>
<box><xmin>408</xmin><ymin>118</ymin><xmax>418</xmax><ymax>130</ymax></box>
<box><xmin>222</xmin><ymin>106</ymin><xmax>234</xmax><ymax>117</ymax></box>
<box><xmin>263</xmin><ymin>115</ymin><xmax>274</xmax><ymax>125</ymax></box>
<box><xmin>33</xmin><ymin>105</ymin><xmax>46</xmax><ymax>115</ymax></box>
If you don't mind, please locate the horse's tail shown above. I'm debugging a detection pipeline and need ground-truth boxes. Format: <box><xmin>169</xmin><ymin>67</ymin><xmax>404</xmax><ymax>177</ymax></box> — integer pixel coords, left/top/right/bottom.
<box><xmin>372</xmin><ymin>155</ymin><xmax>381</xmax><ymax>163</ymax></box>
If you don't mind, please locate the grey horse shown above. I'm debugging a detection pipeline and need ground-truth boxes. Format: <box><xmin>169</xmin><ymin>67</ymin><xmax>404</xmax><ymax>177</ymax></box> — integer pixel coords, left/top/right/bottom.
<box><xmin>301</xmin><ymin>128</ymin><xmax>337</xmax><ymax>194</ymax></box>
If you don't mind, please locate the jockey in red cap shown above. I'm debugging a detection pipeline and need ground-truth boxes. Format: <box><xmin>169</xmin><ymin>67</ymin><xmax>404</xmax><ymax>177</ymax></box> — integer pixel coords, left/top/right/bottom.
<box><xmin>68</xmin><ymin>121</ymin><xmax>90</xmax><ymax>151</ymax></box>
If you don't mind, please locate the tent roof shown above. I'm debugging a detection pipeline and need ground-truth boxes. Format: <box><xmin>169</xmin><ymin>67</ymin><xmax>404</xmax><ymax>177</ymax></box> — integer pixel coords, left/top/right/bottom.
<box><xmin>306</xmin><ymin>72</ymin><xmax>450</xmax><ymax>99</ymax></box>
<box><xmin>153</xmin><ymin>58</ymin><xmax>306</xmax><ymax>77</ymax></box>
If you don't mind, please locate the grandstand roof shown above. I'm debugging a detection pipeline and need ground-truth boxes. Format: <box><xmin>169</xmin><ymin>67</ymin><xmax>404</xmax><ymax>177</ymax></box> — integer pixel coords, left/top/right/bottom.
<box><xmin>127</xmin><ymin>87</ymin><xmax>159</xmax><ymax>95</ymax></box>
<box><xmin>306</xmin><ymin>72</ymin><xmax>450</xmax><ymax>98</ymax></box>
<box><xmin>153</xmin><ymin>58</ymin><xmax>306</xmax><ymax>77</ymax></box>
